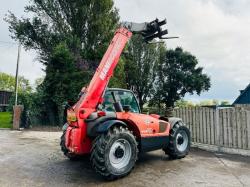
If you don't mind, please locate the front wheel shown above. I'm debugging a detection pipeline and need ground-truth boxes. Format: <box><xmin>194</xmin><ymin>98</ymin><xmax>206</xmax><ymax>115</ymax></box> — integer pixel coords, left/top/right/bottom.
<box><xmin>90</xmin><ymin>126</ymin><xmax>138</xmax><ymax>180</ymax></box>
<box><xmin>163</xmin><ymin>122</ymin><xmax>190</xmax><ymax>159</ymax></box>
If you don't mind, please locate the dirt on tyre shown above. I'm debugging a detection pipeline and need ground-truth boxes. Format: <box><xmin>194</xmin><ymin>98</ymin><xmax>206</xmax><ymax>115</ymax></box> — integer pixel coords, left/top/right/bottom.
<box><xmin>163</xmin><ymin>122</ymin><xmax>190</xmax><ymax>159</ymax></box>
<box><xmin>60</xmin><ymin>130</ymin><xmax>79</xmax><ymax>161</ymax></box>
<box><xmin>90</xmin><ymin>126</ymin><xmax>138</xmax><ymax>180</ymax></box>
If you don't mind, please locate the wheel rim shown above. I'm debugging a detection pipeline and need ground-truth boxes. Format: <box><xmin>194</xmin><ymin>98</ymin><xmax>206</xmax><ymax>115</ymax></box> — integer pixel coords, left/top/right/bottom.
<box><xmin>109</xmin><ymin>139</ymin><xmax>132</xmax><ymax>170</ymax></box>
<box><xmin>176</xmin><ymin>130</ymin><xmax>188</xmax><ymax>152</ymax></box>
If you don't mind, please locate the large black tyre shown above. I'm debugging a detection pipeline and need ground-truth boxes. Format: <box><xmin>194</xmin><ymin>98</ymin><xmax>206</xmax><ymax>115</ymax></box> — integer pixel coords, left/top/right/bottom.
<box><xmin>90</xmin><ymin>126</ymin><xmax>138</xmax><ymax>180</ymax></box>
<box><xmin>60</xmin><ymin>130</ymin><xmax>79</xmax><ymax>161</ymax></box>
<box><xmin>163</xmin><ymin>122</ymin><xmax>190</xmax><ymax>159</ymax></box>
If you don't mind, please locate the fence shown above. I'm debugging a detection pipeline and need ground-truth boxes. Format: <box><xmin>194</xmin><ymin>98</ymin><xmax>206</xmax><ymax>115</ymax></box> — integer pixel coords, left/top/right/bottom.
<box><xmin>235</xmin><ymin>104</ymin><xmax>250</xmax><ymax>111</ymax></box>
<box><xmin>173</xmin><ymin>107</ymin><xmax>250</xmax><ymax>153</ymax></box>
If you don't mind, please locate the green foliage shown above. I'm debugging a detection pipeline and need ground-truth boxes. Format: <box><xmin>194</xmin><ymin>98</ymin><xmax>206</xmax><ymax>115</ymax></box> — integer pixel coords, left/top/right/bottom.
<box><xmin>151</xmin><ymin>47</ymin><xmax>211</xmax><ymax>113</ymax></box>
<box><xmin>175</xmin><ymin>99</ymin><xmax>195</xmax><ymax>108</ymax></box>
<box><xmin>196</xmin><ymin>99</ymin><xmax>231</xmax><ymax>106</ymax></box>
<box><xmin>198</xmin><ymin>99</ymin><xmax>219</xmax><ymax>106</ymax></box>
<box><xmin>34</xmin><ymin>77</ymin><xmax>44</xmax><ymax>88</ymax></box>
<box><xmin>5</xmin><ymin>0</ymin><xmax>119</xmax><ymax>63</ymax></box>
<box><xmin>1</xmin><ymin>72</ymin><xmax>34</xmax><ymax>128</ymax></box>
<box><xmin>5</xmin><ymin>0</ymin><xmax>119</xmax><ymax>125</ymax></box>
<box><xmin>220</xmin><ymin>100</ymin><xmax>231</xmax><ymax>105</ymax></box>
<box><xmin>0</xmin><ymin>112</ymin><xmax>12</xmax><ymax>128</ymax></box>
<box><xmin>0</xmin><ymin>72</ymin><xmax>32</xmax><ymax>92</ymax></box>
<box><xmin>40</xmin><ymin>43</ymin><xmax>87</xmax><ymax>125</ymax></box>
<box><xmin>122</xmin><ymin>35</ymin><xmax>164</xmax><ymax>109</ymax></box>
<box><xmin>8</xmin><ymin>92</ymin><xmax>33</xmax><ymax>127</ymax></box>
<box><xmin>109</xmin><ymin>57</ymin><xmax>127</xmax><ymax>88</ymax></box>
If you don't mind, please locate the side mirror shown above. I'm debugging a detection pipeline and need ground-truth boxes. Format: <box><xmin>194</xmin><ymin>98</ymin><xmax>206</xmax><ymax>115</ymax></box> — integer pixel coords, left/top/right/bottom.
<box><xmin>123</xmin><ymin>105</ymin><xmax>131</xmax><ymax>112</ymax></box>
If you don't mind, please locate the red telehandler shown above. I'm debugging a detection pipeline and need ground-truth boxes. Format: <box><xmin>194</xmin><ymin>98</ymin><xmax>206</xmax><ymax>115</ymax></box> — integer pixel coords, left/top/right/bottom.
<box><xmin>60</xmin><ymin>18</ymin><xmax>190</xmax><ymax>180</ymax></box>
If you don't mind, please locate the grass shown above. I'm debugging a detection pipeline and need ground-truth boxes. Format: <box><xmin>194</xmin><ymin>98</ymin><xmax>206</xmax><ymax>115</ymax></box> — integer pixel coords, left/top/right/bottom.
<box><xmin>0</xmin><ymin>112</ymin><xmax>12</xmax><ymax>128</ymax></box>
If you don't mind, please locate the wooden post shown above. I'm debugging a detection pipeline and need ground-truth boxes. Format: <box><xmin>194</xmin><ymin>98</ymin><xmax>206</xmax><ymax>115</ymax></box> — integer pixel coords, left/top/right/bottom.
<box><xmin>210</xmin><ymin>108</ymin><xmax>215</xmax><ymax>145</ymax></box>
<box><xmin>13</xmin><ymin>105</ymin><xmax>23</xmax><ymax>130</ymax></box>
<box><xmin>236</xmin><ymin>109</ymin><xmax>242</xmax><ymax>148</ymax></box>
<box><xmin>192</xmin><ymin>108</ymin><xmax>196</xmax><ymax>142</ymax></box>
<box><xmin>227</xmin><ymin>109</ymin><xmax>233</xmax><ymax>148</ymax></box>
<box><xmin>247</xmin><ymin>111</ymin><xmax>250</xmax><ymax>149</ymax></box>
<box><xmin>206</xmin><ymin>108</ymin><xmax>210</xmax><ymax>144</ymax></box>
<box><xmin>232</xmin><ymin>108</ymin><xmax>237</xmax><ymax>148</ymax></box>
<box><xmin>14</xmin><ymin>43</ymin><xmax>21</xmax><ymax>106</ymax></box>
<box><xmin>202</xmin><ymin>107</ymin><xmax>206</xmax><ymax>144</ymax></box>
<box><xmin>215</xmin><ymin>108</ymin><xmax>220</xmax><ymax>146</ymax></box>
<box><xmin>222</xmin><ymin>109</ymin><xmax>227</xmax><ymax>146</ymax></box>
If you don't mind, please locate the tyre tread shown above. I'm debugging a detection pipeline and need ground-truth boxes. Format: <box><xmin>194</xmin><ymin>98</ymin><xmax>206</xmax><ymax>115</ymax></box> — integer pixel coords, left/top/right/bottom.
<box><xmin>163</xmin><ymin>122</ymin><xmax>190</xmax><ymax>159</ymax></box>
<box><xmin>90</xmin><ymin>126</ymin><xmax>138</xmax><ymax>180</ymax></box>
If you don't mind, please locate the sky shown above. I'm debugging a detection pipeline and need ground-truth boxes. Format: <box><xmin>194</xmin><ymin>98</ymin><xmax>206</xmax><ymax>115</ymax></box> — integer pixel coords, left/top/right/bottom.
<box><xmin>1</xmin><ymin>0</ymin><xmax>250</xmax><ymax>103</ymax></box>
<box><xmin>0</xmin><ymin>0</ymin><xmax>44</xmax><ymax>87</ymax></box>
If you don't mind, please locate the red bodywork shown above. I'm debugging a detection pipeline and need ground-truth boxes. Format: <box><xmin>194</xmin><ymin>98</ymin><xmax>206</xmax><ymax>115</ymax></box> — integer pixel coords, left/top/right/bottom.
<box><xmin>65</xmin><ymin>27</ymin><xmax>170</xmax><ymax>155</ymax></box>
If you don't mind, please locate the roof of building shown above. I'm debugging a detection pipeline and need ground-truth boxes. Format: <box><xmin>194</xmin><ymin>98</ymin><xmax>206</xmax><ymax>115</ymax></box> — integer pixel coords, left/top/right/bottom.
<box><xmin>233</xmin><ymin>83</ymin><xmax>250</xmax><ymax>104</ymax></box>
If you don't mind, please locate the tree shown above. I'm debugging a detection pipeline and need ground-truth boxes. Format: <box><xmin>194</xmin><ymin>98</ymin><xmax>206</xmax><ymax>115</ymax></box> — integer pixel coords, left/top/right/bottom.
<box><xmin>0</xmin><ymin>72</ymin><xmax>32</xmax><ymax>93</ymax></box>
<box><xmin>109</xmin><ymin>57</ymin><xmax>127</xmax><ymax>88</ymax></box>
<box><xmin>5</xmin><ymin>0</ymin><xmax>119</xmax><ymax>125</ymax></box>
<box><xmin>40</xmin><ymin>43</ymin><xmax>86</xmax><ymax>125</ymax></box>
<box><xmin>152</xmin><ymin>47</ymin><xmax>211</xmax><ymax>116</ymax></box>
<box><xmin>220</xmin><ymin>100</ymin><xmax>231</xmax><ymax>106</ymax></box>
<box><xmin>175</xmin><ymin>99</ymin><xmax>195</xmax><ymax>108</ymax></box>
<box><xmin>121</xmin><ymin>35</ymin><xmax>164</xmax><ymax>109</ymax></box>
<box><xmin>199</xmin><ymin>99</ymin><xmax>219</xmax><ymax>106</ymax></box>
<box><xmin>5</xmin><ymin>0</ymin><xmax>119</xmax><ymax>64</ymax></box>
<box><xmin>34</xmin><ymin>77</ymin><xmax>44</xmax><ymax>88</ymax></box>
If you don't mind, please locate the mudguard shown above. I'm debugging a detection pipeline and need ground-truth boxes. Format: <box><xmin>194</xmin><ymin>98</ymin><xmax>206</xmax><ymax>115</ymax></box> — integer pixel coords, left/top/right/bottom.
<box><xmin>96</xmin><ymin>120</ymin><xmax>127</xmax><ymax>133</ymax></box>
<box><xmin>168</xmin><ymin>117</ymin><xmax>183</xmax><ymax>129</ymax></box>
<box><xmin>86</xmin><ymin>112</ymin><xmax>117</xmax><ymax>137</ymax></box>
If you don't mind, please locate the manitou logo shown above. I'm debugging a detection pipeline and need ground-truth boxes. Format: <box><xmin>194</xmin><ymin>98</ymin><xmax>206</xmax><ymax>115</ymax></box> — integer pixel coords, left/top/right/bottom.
<box><xmin>99</xmin><ymin>38</ymin><xmax>122</xmax><ymax>80</ymax></box>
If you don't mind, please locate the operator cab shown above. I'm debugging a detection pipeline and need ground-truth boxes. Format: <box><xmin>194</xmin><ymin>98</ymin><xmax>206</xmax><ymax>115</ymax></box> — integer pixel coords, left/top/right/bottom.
<box><xmin>102</xmin><ymin>88</ymin><xmax>141</xmax><ymax>113</ymax></box>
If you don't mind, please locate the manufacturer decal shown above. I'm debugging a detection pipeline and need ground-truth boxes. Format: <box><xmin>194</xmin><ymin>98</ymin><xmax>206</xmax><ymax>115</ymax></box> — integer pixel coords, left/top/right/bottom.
<box><xmin>99</xmin><ymin>37</ymin><xmax>123</xmax><ymax>80</ymax></box>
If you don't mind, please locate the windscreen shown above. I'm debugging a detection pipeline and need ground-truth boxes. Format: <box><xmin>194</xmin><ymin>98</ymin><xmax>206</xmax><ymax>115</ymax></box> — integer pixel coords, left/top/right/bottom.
<box><xmin>103</xmin><ymin>90</ymin><xmax>140</xmax><ymax>113</ymax></box>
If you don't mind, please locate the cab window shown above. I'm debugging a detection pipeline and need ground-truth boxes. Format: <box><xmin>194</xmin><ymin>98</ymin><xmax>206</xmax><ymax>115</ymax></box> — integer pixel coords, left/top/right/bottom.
<box><xmin>103</xmin><ymin>91</ymin><xmax>115</xmax><ymax>112</ymax></box>
<box><xmin>102</xmin><ymin>90</ymin><xmax>140</xmax><ymax>113</ymax></box>
<box><xmin>116</xmin><ymin>91</ymin><xmax>140</xmax><ymax>113</ymax></box>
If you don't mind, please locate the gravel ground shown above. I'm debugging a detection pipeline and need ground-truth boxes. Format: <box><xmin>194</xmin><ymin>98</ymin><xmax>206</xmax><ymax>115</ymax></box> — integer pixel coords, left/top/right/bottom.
<box><xmin>0</xmin><ymin>130</ymin><xmax>250</xmax><ymax>187</ymax></box>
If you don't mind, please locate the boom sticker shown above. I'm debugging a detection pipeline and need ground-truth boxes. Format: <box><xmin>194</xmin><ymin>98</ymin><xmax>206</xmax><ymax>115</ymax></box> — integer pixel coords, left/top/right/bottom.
<box><xmin>99</xmin><ymin>37</ymin><xmax>123</xmax><ymax>80</ymax></box>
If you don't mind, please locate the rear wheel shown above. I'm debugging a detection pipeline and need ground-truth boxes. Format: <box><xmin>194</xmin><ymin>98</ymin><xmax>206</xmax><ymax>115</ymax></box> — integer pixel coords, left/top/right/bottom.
<box><xmin>163</xmin><ymin>122</ymin><xmax>190</xmax><ymax>159</ymax></box>
<box><xmin>60</xmin><ymin>130</ymin><xmax>79</xmax><ymax>161</ymax></box>
<box><xmin>90</xmin><ymin>126</ymin><xmax>138</xmax><ymax>180</ymax></box>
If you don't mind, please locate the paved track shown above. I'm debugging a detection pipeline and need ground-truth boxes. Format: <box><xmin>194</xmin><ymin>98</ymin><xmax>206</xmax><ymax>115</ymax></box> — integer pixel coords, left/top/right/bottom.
<box><xmin>0</xmin><ymin>130</ymin><xmax>250</xmax><ymax>187</ymax></box>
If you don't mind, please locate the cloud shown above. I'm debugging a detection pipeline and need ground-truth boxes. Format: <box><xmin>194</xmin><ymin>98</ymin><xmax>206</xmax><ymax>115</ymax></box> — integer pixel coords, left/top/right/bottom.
<box><xmin>0</xmin><ymin>44</ymin><xmax>44</xmax><ymax>85</ymax></box>
<box><xmin>0</xmin><ymin>0</ymin><xmax>249</xmax><ymax>102</ymax></box>
<box><xmin>114</xmin><ymin>0</ymin><xmax>250</xmax><ymax>102</ymax></box>
<box><xmin>0</xmin><ymin>0</ymin><xmax>44</xmax><ymax>85</ymax></box>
